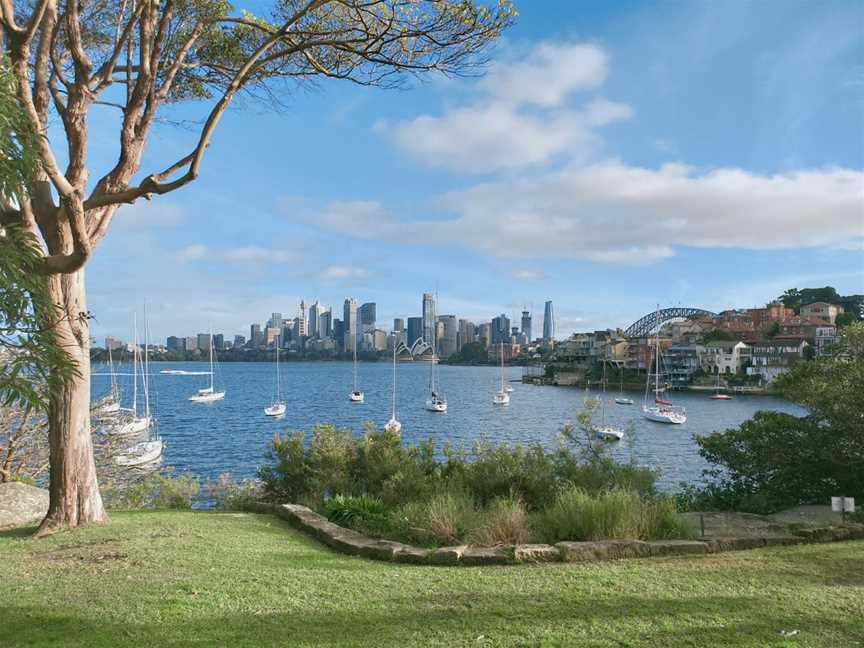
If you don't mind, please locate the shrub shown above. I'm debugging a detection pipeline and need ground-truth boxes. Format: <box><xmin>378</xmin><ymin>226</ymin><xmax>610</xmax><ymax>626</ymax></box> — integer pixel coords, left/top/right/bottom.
<box><xmin>106</xmin><ymin>473</ymin><xmax>200</xmax><ymax>510</ymax></box>
<box><xmin>393</xmin><ymin>491</ymin><xmax>479</xmax><ymax>546</ymax></box>
<box><xmin>206</xmin><ymin>473</ymin><xmax>262</xmax><ymax>511</ymax></box>
<box><xmin>322</xmin><ymin>494</ymin><xmax>393</xmax><ymax>537</ymax></box>
<box><xmin>471</xmin><ymin>496</ymin><xmax>532</xmax><ymax>546</ymax></box>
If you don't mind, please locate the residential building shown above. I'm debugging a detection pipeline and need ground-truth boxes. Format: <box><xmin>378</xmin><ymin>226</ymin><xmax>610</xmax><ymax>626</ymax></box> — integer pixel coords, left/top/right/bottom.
<box><xmin>713</xmin><ymin>310</ymin><xmax>755</xmax><ymax>338</ymax></box>
<box><xmin>478</xmin><ymin>322</ymin><xmax>492</xmax><ymax>348</ymax></box>
<box><xmin>406</xmin><ymin>317</ymin><xmax>423</xmax><ymax>347</ymax></box>
<box><xmin>749</xmin><ymin>302</ymin><xmax>794</xmax><ymax>329</ymax></box>
<box><xmin>438</xmin><ymin>315</ymin><xmax>458</xmax><ymax>358</ymax></box>
<box><xmin>666</xmin><ymin>344</ymin><xmax>706</xmax><ymax>386</ymax></box>
<box><xmin>342</xmin><ymin>298</ymin><xmax>358</xmax><ymax>352</ymax></box>
<box><xmin>521</xmin><ymin>310</ymin><xmax>532</xmax><ymax>341</ymax></box>
<box><xmin>422</xmin><ymin>293</ymin><xmax>436</xmax><ymax>345</ymax></box>
<box><xmin>457</xmin><ymin>319</ymin><xmax>475</xmax><ymax>351</ymax></box>
<box><xmin>669</xmin><ymin>319</ymin><xmax>713</xmax><ymax>344</ymax></box>
<box><xmin>801</xmin><ymin>302</ymin><xmax>844</xmax><ymax>325</ymax></box>
<box><xmin>746</xmin><ymin>339</ymin><xmax>809</xmax><ymax>382</ymax></box>
<box><xmin>778</xmin><ymin>316</ymin><xmax>825</xmax><ymax>339</ymax></box>
<box><xmin>105</xmin><ymin>336</ymin><xmax>124</xmax><ymax>351</ymax></box>
<box><xmin>184</xmin><ymin>336</ymin><xmax>197</xmax><ymax>352</ymax></box>
<box><xmin>702</xmin><ymin>340</ymin><xmax>748</xmax><ymax>374</ymax></box>
<box><xmin>625</xmin><ymin>336</ymin><xmax>671</xmax><ymax>371</ymax></box>
<box><xmin>491</xmin><ymin>314</ymin><xmax>510</xmax><ymax>344</ymax></box>
<box><xmin>814</xmin><ymin>324</ymin><xmax>838</xmax><ymax>356</ymax></box>
<box><xmin>543</xmin><ymin>301</ymin><xmax>555</xmax><ymax>340</ymax></box>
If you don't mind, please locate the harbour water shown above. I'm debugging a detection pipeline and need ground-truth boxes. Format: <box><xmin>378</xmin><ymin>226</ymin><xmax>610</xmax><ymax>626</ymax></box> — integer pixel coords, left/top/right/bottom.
<box><xmin>92</xmin><ymin>361</ymin><xmax>806</xmax><ymax>490</ymax></box>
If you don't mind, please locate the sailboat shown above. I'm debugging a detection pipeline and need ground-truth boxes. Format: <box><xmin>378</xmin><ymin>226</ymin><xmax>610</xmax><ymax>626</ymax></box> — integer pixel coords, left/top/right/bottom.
<box><xmin>643</xmin><ymin>308</ymin><xmax>686</xmax><ymax>424</ymax></box>
<box><xmin>115</xmin><ymin>315</ymin><xmax>151</xmax><ymax>435</ymax></box>
<box><xmin>264</xmin><ymin>343</ymin><xmax>286</xmax><ymax>416</ymax></box>
<box><xmin>94</xmin><ymin>346</ymin><xmax>121</xmax><ymax>414</ymax></box>
<box><xmin>384</xmin><ymin>343</ymin><xmax>401</xmax><ymax>433</ymax></box>
<box><xmin>425</xmin><ymin>303</ymin><xmax>447</xmax><ymax>413</ymax></box>
<box><xmin>614</xmin><ymin>366</ymin><xmax>634</xmax><ymax>405</ymax></box>
<box><xmin>596</xmin><ymin>350</ymin><xmax>623</xmax><ymax>440</ymax></box>
<box><xmin>493</xmin><ymin>342</ymin><xmax>510</xmax><ymax>405</ymax></box>
<box><xmin>709</xmin><ymin>370</ymin><xmax>733</xmax><ymax>400</ymax></box>
<box><xmin>189</xmin><ymin>332</ymin><xmax>225</xmax><ymax>402</ymax></box>
<box><xmin>348</xmin><ymin>333</ymin><xmax>364</xmax><ymax>402</ymax></box>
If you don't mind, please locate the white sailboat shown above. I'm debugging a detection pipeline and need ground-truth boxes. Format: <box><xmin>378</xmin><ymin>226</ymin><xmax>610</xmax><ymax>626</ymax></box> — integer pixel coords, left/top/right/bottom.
<box><xmin>384</xmin><ymin>343</ymin><xmax>401</xmax><ymax>433</ymax></box>
<box><xmin>264</xmin><ymin>343</ymin><xmax>286</xmax><ymax>416</ymax></box>
<box><xmin>614</xmin><ymin>366</ymin><xmax>634</xmax><ymax>405</ymax></box>
<box><xmin>189</xmin><ymin>332</ymin><xmax>225</xmax><ymax>402</ymax></box>
<box><xmin>493</xmin><ymin>342</ymin><xmax>510</xmax><ymax>405</ymax></box>
<box><xmin>596</xmin><ymin>350</ymin><xmax>623</xmax><ymax>440</ymax></box>
<box><xmin>348</xmin><ymin>333</ymin><xmax>364</xmax><ymax>402</ymax></box>
<box><xmin>94</xmin><ymin>346</ymin><xmax>121</xmax><ymax>413</ymax></box>
<box><xmin>643</xmin><ymin>307</ymin><xmax>686</xmax><ymax>424</ymax></box>
<box><xmin>709</xmin><ymin>370</ymin><xmax>733</xmax><ymax>400</ymax></box>
<box><xmin>115</xmin><ymin>315</ymin><xmax>151</xmax><ymax>435</ymax></box>
<box><xmin>425</xmin><ymin>301</ymin><xmax>447</xmax><ymax>413</ymax></box>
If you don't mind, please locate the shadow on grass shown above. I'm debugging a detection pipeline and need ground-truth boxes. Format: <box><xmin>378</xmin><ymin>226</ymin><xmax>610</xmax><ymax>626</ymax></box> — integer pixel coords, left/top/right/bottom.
<box><xmin>0</xmin><ymin>525</ymin><xmax>38</xmax><ymax>539</ymax></box>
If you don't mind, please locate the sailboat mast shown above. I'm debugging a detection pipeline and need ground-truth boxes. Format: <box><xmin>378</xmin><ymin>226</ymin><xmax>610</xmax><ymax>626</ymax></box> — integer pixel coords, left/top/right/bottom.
<box><xmin>654</xmin><ymin>305</ymin><xmax>661</xmax><ymax>399</ymax></box>
<box><xmin>132</xmin><ymin>314</ymin><xmax>138</xmax><ymax>415</ymax></box>
<box><xmin>276</xmin><ymin>344</ymin><xmax>281</xmax><ymax>401</ymax></box>
<box><xmin>209</xmin><ymin>330</ymin><xmax>215</xmax><ymax>391</ymax></box>
<box><xmin>391</xmin><ymin>344</ymin><xmax>397</xmax><ymax>417</ymax></box>
<box><xmin>353</xmin><ymin>334</ymin><xmax>358</xmax><ymax>391</ymax></box>
<box><xmin>143</xmin><ymin>305</ymin><xmax>150</xmax><ymax>419</ymax></box>
<box><xmin>500</xmin><ymin>342</ymin><xmax>505</xmax><ymax>391</ymax></box>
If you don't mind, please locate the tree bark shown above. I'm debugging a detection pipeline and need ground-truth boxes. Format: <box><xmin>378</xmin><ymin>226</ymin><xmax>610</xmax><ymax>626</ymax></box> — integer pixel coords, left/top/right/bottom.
<box><xmin>35</xmin><ymin>268</ymin><xmax>107</xmax><ymax>536</ymax></box>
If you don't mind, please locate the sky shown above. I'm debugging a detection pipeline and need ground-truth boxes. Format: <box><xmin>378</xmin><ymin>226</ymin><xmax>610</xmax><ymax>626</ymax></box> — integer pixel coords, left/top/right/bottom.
<box><xmin>82</xmin><ymin>0</ymin><xmax>864</xmax><ymax>343</ymax></box>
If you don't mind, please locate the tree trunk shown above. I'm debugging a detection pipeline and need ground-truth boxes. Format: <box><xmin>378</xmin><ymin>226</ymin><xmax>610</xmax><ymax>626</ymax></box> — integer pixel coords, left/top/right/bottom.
<box><xmin>35</xmin><ymin>268</ymin><xmax>107</xmax><ymax>537</ymax></box>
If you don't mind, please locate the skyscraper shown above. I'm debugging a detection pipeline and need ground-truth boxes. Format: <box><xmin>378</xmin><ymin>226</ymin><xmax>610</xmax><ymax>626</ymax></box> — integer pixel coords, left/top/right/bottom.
<box><xmin>422</xmin><ymin>292</ymin><xmax>436</xmax><ymax>345</ymax></box>
<box><xmin>233</xmin><ymin>335</ymin><xmax>246</xmax><ymax>348</ymax></box>
<box><xmin>343</xmin><ymin>298</ymin><xmax>358</xmax><ymax>352</ymax></box>
<box><xmin>543</xmin><ymin>301</ymin><xmax>555</xmax><ymax>340</ymax></box>
<box><xmin>393</xmin><ymin>318</ymin><xmax>404</xmax><ymax>332</ymax></box>
<box><xmin>438</xmin><ymin>315</ymin><xmax>458</xmax><ymax>358</ymax></box>
<box><xmin>320</xmin><ymin>308</ymin><xmax>332</xmax><ymax>339</ymax></box>
<box><xmin>267</xmin><ymin>313</ymin><xmax>283</xmax><ymax>329</ymax></box>
<box><xmin>166</xmin><ymin>336</ymin><xmax>182</xmax><ymax>352</ymax></box>
<box><xmin>250</xmin><ymin>323</ymin><xmax>262</xmax><ymax>347</ymax></box>
<box><xmin>197</xmin><ymin>333</ymin><xmax>211</xmax><ymax>351</ymax></box>
<box><xmin>491</xmin><ymin>314</ymin><xmax>511</xmax><ymax>344</ymax></box>
<box><xmin>457</xmin><ymin>319</ymin><xmax>475</xmax><ymax>352</ymax></box>
<box><xmin>406</xmin><ymin>317</ymin><xmax>423</xmax><ymax>348</ymax></box>
<box><xmin>308</xmin><ymin>301</ymin><xmax>325</xmax><ymax>339</ymax></box>
<box><xmin>297</xmin><ymin>300</ymin><xmax>308</xmax><ymax>337</ymax></box>
<box><xmin>359</xmin><ymin>302</ymin><xmax>376</xmax><ymax>333</ymax></box>
<box><xmin>213</xmin><ymin>333</ymin><xmax>225</xmax><ymax>351</ymax></box>
<box><xmin>478</xmin><ymin>323</ymin><xmax>492</xmax><ymax>348</ymax></box>
<box><xmin>521</xmin><ymin>310</ymin><xmax>532</xmax><ymax>341</ymax></box>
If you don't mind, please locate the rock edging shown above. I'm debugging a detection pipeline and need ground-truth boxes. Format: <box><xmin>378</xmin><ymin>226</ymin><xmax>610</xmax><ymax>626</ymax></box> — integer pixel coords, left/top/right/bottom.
<box><xmin>249</xmin><ymin>502</ymin><xmax>864</xmax><ymax>567</ymax></box>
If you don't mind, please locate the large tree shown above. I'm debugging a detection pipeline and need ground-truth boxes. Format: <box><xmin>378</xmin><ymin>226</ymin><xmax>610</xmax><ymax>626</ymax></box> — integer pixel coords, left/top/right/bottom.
<box><xmin>0</xmin><ymin>0</ymin><xmax>514</xmax><ymax>535</ymax></box>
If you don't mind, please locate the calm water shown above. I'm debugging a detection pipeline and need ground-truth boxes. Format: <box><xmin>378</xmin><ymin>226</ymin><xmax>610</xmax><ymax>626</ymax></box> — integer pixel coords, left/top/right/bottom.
<box><xmin>92</xmin><ymin>361</ymin><xmax>806</xmax><ymax>490</ymax></box>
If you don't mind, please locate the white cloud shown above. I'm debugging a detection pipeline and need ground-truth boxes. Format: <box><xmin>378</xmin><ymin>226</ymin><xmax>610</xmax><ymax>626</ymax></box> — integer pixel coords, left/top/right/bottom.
<box><xmin>179</xmin><ymin>245</ymin><xmax>297</xmax><ymax>265</ymax></box>
<box><xmin>111</xmin><ymin>201</ymin><xmax>186</xmax><ymax>230</ymax></box>
<box><xmin>376</xmin><ymin>41</ymin><xmax>632</xmax><ymax>173</ymax></box>
<box><xmin>304</xmin><ymin>164</ymin><xmax>864</xmax><ymax>265</ymax></box>
<box><xmin>513</xmin><ymin>269</ymin><xmax>546</xmax><ymax>281</ymax></box>
<box><xmin>317</xmin><ymin>265</ymin><xmax>371</xmax><ymax>281</ymax></box>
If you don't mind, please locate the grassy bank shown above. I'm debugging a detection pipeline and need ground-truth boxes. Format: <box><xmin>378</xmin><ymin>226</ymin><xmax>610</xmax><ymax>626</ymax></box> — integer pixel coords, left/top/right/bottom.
<box><xmin>2</xmin><ymin>512</ymin><xmax>862</xmax><ymax>647</ymax></box>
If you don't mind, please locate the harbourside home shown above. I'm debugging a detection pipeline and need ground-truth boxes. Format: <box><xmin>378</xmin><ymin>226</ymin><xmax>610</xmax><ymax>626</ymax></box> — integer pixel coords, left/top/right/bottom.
<box><xmin>744</xmin><ymin>339</ymin><xmax>809</xmax><ymax>383</ymax></box>
<box><xmin>800</xmin><ymin>301</ymin><xmax>844</xmax><ymax>325</ymax></box>
<box><xmin>625</xmin><ymin>336</ymin><xmax>672</xmax><ymax>371</ymax></box>
<box><xmin>665</xmin><ymin>344</ymin><xmax>705</xmax><ymax>386</ymax></box>
<box><xmin>749</xmin><ymin>302</ymin><xmax>795</xmax><ymax>329</ymax></box>
<box><xmin>701</xmin><ymin>340</ymin><xmax>748</xmax><ymax>374</ymax></box>
<box><xmin>778</xmin><ymin>315</ymin><xmax>827</xmax><ymax>338</ymax></box>
<box><xmin>669</xmin><ymin>319</ymin><xmax>714</xmax><ymax>345</ymax></box>
<box><xmin>814</xmin><ymin>324</ymin><xmax>839</xmax><ymax>356</ymax></box>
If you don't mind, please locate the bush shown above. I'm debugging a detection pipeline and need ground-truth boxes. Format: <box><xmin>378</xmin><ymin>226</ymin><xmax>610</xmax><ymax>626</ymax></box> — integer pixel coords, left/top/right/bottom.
<box><xmin>322</xmin><ymin>494</ymin><xmax>393</xmax><ymax>537</ymax></box>
<box><xmin>206</xmin><ymin>473</ymin><xmax>262</xmax><ymax>511</ymax></box>
<box><xmin>106</xmin><ymin>473</ymin><xmax>200</xmax><ymax>510</ymax></box>
<box><xmin>534</xmin><ymin>486</ymin><xmax>693</xmax><ymax>543</ymax></box>
<box><xmin>471</xmin><ymin>496</ymin><xmax>532</xmax><ymax>546</ymax></box>
<box><xmin>393</xmin><ymin>491</ymin><xmax>479</xmax><ymax>546</ymax></box>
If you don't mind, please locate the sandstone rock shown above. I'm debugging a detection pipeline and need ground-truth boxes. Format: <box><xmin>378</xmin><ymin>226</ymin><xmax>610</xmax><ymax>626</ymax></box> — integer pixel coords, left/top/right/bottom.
<box><xmin>393</xmin><ymin>546</ymin><xmax>432</xmax><ymax>564</ymax></box>
<box><xmin>461</xmin><ymin>547</ymin><xmax>510</xmax><ymax>566</ymax></box>
<box><xmin>763</xmin><ymin>535</ymin><xmax>805</xmax><ymax>547</ymax></box>
<box><xmin>647</xmin><ymin>540</ymin><xmax>709</xmax><ymax>557</ymax></box>
<box><xmin>706</xmin><ymin>537</ymin><xmax>765</xmax><ymax>553</ymax></box>
<box><xmin>0</xmin><ymin>482</ymin><xmax>48</xmax><ymax>530</ymax></box>
<box><xmin>556</xmin><ymin>539</ymin><xmax>650</xmax><ymax>562</ymax></box>
<box><xmin>512</xmin><ymin>544</ymin><xmax>561</xmax><ymax>563</ymax></box>
<box><xmin>429</xmin><ymin>545</ymin><xmax>467</xmax><ymax>566</ymax></box>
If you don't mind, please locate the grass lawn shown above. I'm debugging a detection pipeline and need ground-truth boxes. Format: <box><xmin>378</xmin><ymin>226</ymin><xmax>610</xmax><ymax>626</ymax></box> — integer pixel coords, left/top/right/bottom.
<box><xmin>1</xmin><ymin>511</ymin><xmax>862</xmax><ymax>648</ymax></box>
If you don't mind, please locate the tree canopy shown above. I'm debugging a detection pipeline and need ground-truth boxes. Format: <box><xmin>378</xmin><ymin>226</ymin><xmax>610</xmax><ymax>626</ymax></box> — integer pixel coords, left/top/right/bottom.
<box><xmin>778</xmin><ymin>286</ymin><xmax>863</xmax><ymax>320</ymax></box>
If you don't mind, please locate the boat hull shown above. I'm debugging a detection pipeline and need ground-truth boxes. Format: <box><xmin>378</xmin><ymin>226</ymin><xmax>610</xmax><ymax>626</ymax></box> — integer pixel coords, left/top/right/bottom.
<box><xmin>596</xmin><ymin>426</ymin><xmax>624</xmax><ymax>441</ymax></box>
<box><xmin>384</xmin><ymin>417</ymin><xmax>402</xmax><ymax>434</ymax></box>
<box><xmin>189</xmin><ymin>391</ymin><xmax>225</xmax><ymax>402</ymax></box>
<box><xmin>349</xmin><ymin>392</ymin><xmax>364</xmax><ymax>403</ymax></box>
<box><xmin>614</xmin><ymin>398</ymin><xmax>634</xmax><ymax>405</ymax></box>
<box><xmin>709</xmin><ymin>394</ymin><xmax>733</xmax><ymax>400</ymax></box>
<box><xmin>425</xmin><ymin>399</ymin><xmax>447</xmax><ymax>412</ymax></box>
<box><xmin>114</xmin><ymin>438</ymin><xmax>163</xmax><ymax>467</ymax></box>
<box><xmin>114</xmin><ymin>416</ymin><xmax>151</xmax><ymax>436</ymax></box>
<box><xmin>264</xmin><ymin>403</ymin><xmax>286</xmax><ymax>416</ymax></box>
<box><xmin>493</xmin><ymin>392</ymin><xmax>510</xmax><ymax>405</ymax></box>
<box><xmin>643</xmin><ymin>406</ymin><xmax>687</xmax><ymax>424</ymax></box>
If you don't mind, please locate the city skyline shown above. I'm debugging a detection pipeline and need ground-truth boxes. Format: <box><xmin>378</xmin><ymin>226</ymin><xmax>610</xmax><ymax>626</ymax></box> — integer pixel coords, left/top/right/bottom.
<box><xmin>84</xmin><ymin>0</ymin><xmax>863</xmax><ymax>343</ymax></box>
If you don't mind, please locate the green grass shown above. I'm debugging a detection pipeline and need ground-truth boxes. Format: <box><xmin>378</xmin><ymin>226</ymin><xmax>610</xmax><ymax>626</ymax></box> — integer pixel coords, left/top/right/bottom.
<box><xmin>1</xmin><ymin>512</ymin><xmax>862</xmax><ymax>648</ymax></box>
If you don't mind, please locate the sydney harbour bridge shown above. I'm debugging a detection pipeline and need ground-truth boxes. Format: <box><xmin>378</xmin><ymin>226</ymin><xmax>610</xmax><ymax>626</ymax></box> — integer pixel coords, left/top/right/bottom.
<box><xmin>623</xmin><ymin>307</ymin><xmax>717</xmax><ymax>338</ymax></box>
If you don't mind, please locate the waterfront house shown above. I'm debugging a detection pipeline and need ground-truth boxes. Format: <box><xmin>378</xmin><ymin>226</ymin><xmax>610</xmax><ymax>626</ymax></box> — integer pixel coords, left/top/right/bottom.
<box><xmin>778</xmin><ymin>315</ymin><xmax>826</xmax><ymax>338</ymax></box>
<box><xmin>749</xmin><ymin>302</ymin><xmax>795</xmax><ymax>329</ymax></box>
<box><xmin>701</xmin><ymin>340</ymin><xmax>748</xmax><ymax>374</ymax></box>
<box><xmin>745</xmin><ymin>339</ymin><xmax>809</xmax><ymax>382</ymax></box>
<box><xmin>665</xmin><ymin>344</ymin><xmax>706</xmax><ymax>386</ymax></box>
<box><xmin>800</xmin><ymin>301</ymin><xmax>845</xmax><ymax>325</ymax></box>
<box><xmin>814</xmin><ymin>324</ymin><xmax>839</xmax><ymax>356</ymax></box>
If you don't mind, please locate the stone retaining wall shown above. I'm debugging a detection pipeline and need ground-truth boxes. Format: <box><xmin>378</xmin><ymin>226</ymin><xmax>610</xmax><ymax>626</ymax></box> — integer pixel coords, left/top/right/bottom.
<box><xmin>249</xmin><ymin>502</ymin><xmax>864</xmax><ymax>567</ymax></box>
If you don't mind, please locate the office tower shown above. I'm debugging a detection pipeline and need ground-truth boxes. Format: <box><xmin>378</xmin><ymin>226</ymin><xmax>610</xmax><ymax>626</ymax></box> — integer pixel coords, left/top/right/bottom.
<box><xmin>267</xmin><ymin>312</ymin><xmax>283</xmax><ymax>329</ymax></box>
<box><xmin>438</xmin><ymin>315</ymin><xmax>458</xmax><ymax>358</ymax></box>
<box><xmin>406</xmin><ymin>317</ymin><xmax>423</xmax><ymax>348</ymax></box>
<box><xmin>197</xmin><ymin>333</ymin><xmax>211</xmax><ymax>351</ymax></box>
<box><xmin>297</xmin><ymin>300</ymin><xmax>308</xmax><ymax>337</ymax></box>
<box><xmin>491</xmin><ymin>314</ymin><xmax>511</xmax><ymax>344</ymax></box>
<box><xmin>234</xmin><ymin>335</ymin><xmax>246</xmax><ymax>348</ymax></box>
<box><xmin>521</xmin><ymin>310</ymin><xmax>532</xmax><ymax>341</ymax></box>
<box><xmin>333</xmin><ymin>318</ymin><xmax>344</xmax><ymax>345</ymax></box>
<box><xmin>372</xmin><ymin>329</ymin><xmax>387</xmax><ymax>351</ymax></box>
<box><xmin>393</xmin><ymin>318</ymin><xmax>404</xmax><ymax>332</ymax></box>
<box><xmin>543</xmin><ymin>301</ymin><xmax>555</xmax><ymax>340</ymax></box>
<box><xmin>457</xmin><ymin>319</ymin><xmax>475</xmax><ymax>352</ymax></box>
<box><xmin>105</xmin><ymin>336</ymin><xmax>124</xmax><ymax>351</ymax></box>
<box><xmin>359</xmin><ymin>302</ymin><xmax>376</xmax><ymax>334</ymax></box>
<box><xmin>308</xmin><ymin>301</ymin><xmax>326</xmax><ymax>339</ymax></box>
<box><xmin>266</xmin><ymin>327</ymin><xmax>281</xmax><ymax>347</ymax></box>
<box><xmin>478</xmin><ymin>323</ymin><xmax>492</xmax><ymax>348</ymax></box>
<box><xmin>250</xmin><ymin>323</ymin><xmax>262</xmax><ymax>346</ymax></box>
<box><xmin>166</xmin><ymin>336</ymin><xmax>182</xmax><ymax>352</ymax></box>
<box><xmin>422</xmin><ymin>292</ymin><xmax>435</xmax><ymax>345</ymax></box>
<box><xmin>342</xmin><ymin>298</ymin><xmax>358</xmax><ymax>351</ymax></box>
<box><xmin>213</xmin><ymin>333</ymin><xmax>225</xmax><ymax>351</ymax></box>
<box><xmin>184</xmin><ymin>336</ymin><xmax>197</xmax><ymax>352</ymax></box>
<box><xmin>320</xmin><ymin>309</ymin><xmax>332</xmax><ymax>339</ymax></box>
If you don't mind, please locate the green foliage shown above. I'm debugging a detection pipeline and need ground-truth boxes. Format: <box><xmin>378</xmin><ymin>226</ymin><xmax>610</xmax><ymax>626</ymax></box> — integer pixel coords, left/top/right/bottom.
<box><xmin>393</xmin><ymin>491</ymin><xmax>479</xmax><ymax>546</ymax></box>
<box><xmin>449</xmin><ymin>341</ymin><xmax>489</xmax><ymax>364</ymax></box>
<box><xmin>533</xmin><ymin>486</ymin><xmax>693</xmax><ymax>542</ymax></box>
<box><xmin>205</xmin><ymin>473</ymin><xmax>262</xmax><ymax>511</ymax></box>
<box><xmin>0</xmin><ymin>55</ymin><xmax>36</xmax><ymax>198</ymax></box>
<box><xmin>322</xmin><ymin>494</ymin><xmax>392</xmax><ymax>537</ymax></box>
<box><xmin>702</xmin><ymin>329</ymin><xmax>736</xmax><ymax>343</ymax></box>
<box><xmin>835</xmin><ymin>312</ymin><xmax>855</xmax><ymax>327</ymax></box>
<box><xmin>778</xmin><ymin>286</ymin><xmax>862</xmax><ymax>320</ymax></box>
<box><xmin>105</xmin><ymin>473</ymin><xmax>200</xmax><ymax>510</ymax></box>
<box><xmin>470</xmin><ymin>495</ymin><xmax>532</xmax><ymax>545</ymax></box>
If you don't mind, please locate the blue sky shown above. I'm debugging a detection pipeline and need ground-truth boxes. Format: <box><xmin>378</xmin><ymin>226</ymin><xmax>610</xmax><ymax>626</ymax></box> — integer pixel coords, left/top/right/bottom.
<box><xmin>85</xmin><ymin>0</ymin><xmax>864</xmax><ymax>342</ymax></box>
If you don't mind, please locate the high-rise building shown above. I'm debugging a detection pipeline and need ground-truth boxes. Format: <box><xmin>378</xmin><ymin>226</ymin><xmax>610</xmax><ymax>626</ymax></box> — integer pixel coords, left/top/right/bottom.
<box><xmin>320</xmin><ymin>308</ymin><xmax>333</xmax><ymax>339</ymax></box>
<box><xmin>457</xmin><ymin>320</ymin><xmax>475</xmax><ymax>352</ymax></box>
<box><xmin>184</xmin><ymin>336</ymin><xmax>197</xmax><ymax>352</ymax></box>
<box><xmin>406</xmin><ymin>317</ymin><xmax>423</xmax><ymax>348</ymax></box>
<box><xmin>265</xmin><ymin>326</ymin><xmax>281</xmax><ymax>347</ymax></box>
<box><xmin>267</xmin><ymin>313</ymin><xmax>283</xmax><ymax>329</ymax></box>
<box><xmin>250</xmin><ymin>323</ymin><xmax>263</xmax><ymax>347</ymax></box>
<box><xmin>393</xmin><ymin>318</ymin><xmax>404</xmax><ymax>332</ymax></box>
<box><xmin>166</xmin><ymin>336</ymin><xmax>182</xmax><ymax>352</ymax></box>
<box><xmin>359</xmin><ymin>302</ymin><xmax>376</xmax><ymax>334</ymax></box>
<box><xmin>422</xmin><ymin>292</ymin><xmax>436</xmax><ymax>345</ymax></box>
<box><xmin>197</xmin><ymin>333</ymin><xmax>211</xmax><ymax>351</ymax></box>
<box><xmin>491</xmin><ymin>314</ymin><xmax>511</xmax><ymax>344</ymax></box>
<box><xmin>104</xmin><ymin>336</ymin><xmax>124</xmax><ymax>351</ymax></box>
<box><xmin>342</xmin><ymin>299</ymin><xmax>358</xmax><ymax>352</ymax></box>
<box><xmin>234</xmin><ymin>335</ymin><xmax>246</xmax><ymax>349</ymax></box>
<box><xmin>308</xmin><ymin>301</ymin><xmax>326</xmax><ymax>339</ymax></box>
<box><xmin>333</xmin><ymin>318</ymin><xmax>344</xmax><ymax>346</ymax></box>
<box><xmin>478</xmin><ymin>323</ymin><xmax>492</xmax><ymax>348</ymax></box>
<box><xmin>297</xmin><ymin>300</ymin><xmax>308</xmax><ymax>337</ymax></box>
<box><xmin>543</xmin><ymin>301</ymin><xmax>555</xmax><ymax>340</ymax></box>
<box><xmin>438</xmin><ymin>315</ymin><xmax>458</xmax><ymax>358</ymax></box>
<box><xmin>521</xmin><ymin>310</ymin><xmax>532</xmax><ymax>341</ymax></box>
<box><xmin>213</xmin><ymin>333</ymin><xmax>225</xmax><ymax>351</ymax></box>
<box><xmin>372</xmin><ymin>329</ymin><xmax>387</xmax><ymax>351</ymax></box>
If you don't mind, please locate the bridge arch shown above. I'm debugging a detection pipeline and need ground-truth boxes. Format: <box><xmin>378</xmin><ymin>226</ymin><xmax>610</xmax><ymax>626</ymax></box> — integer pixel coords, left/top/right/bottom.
<box><xmin>624</xmin><ymin>307</ymin><xmax>717</xmax><ymax>337</ymax></box>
